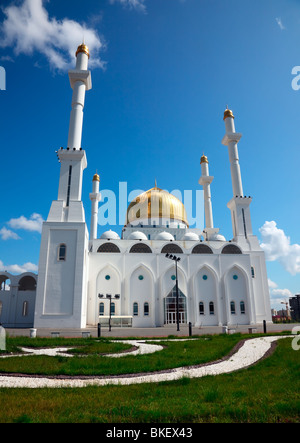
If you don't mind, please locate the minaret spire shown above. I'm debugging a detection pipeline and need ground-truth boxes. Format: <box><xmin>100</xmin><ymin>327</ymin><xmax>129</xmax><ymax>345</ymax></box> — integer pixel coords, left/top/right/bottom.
<box><xmin>222</xmin><ymin>107</ymin><xmax>243</xmax><ymax>197</ymax></box>
<box><xmin>199</xmin><ymin>154</ymin><xmax>214</xmax><ymax>229</ymax></box>
<box><xmin>199</xmin><ymin>154</ymin><xmax>222</xmax><ymax>241</ymax></box>
<box><xmin>48</xmin><ymin>44</ymin><xmax>92</xmax><ymax>223</ymax></box>
<box><xmin>67</xmin><ymin>44</ymin><xmax>92</xmax><ymax>150</ymax></box>
<box><xmin>222</xmin><ymin>108</ymin><xmax>254</xmax><ymax>242</ymax></box>
<box><xmin>90</xmin><ymin>173</ymin><xmax>101</xmax><ymax>240</ymax></box>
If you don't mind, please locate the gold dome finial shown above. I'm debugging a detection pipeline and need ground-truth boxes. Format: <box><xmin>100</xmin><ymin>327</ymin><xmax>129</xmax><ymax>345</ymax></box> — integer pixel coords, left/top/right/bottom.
<box><xmin>126</xmin><ymin>186</ymin><xmax>189</xmax><ymax>227</ymax></box>
<box><xmin>93</xmin><ymin>173</ymin><xmax>100</xmax><ymax>182</ymax></box>
<box><xmin>76</xmin><ymin>43</ymin><xmax>90</xmax><ymax>59</ymax></box>
<box><xmin>200</xmin><ymin>154</ymin><xmax>209</xmax><ymax>164</ymax></box>
<box><xmin>223</xmin><ymin>106</ymin><xmax>234</xmax><ymax>120</ymax></box>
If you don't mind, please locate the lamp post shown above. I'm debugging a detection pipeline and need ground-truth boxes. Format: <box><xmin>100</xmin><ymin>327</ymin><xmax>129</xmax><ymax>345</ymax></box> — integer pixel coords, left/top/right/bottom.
<box><xmin>165</xmin><ymin>253</ymin><xmax>181</xmax><ymax>331</ymax></box>
<box><xmin>98</xmin><ymin>293</ymin><xmax>120</xmax><ymax>332</ymax></box>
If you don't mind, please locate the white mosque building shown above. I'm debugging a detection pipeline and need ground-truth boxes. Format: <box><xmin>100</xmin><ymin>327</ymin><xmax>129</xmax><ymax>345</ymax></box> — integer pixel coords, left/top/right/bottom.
<box><xmin>0</xmin><ymin>44</ymin><xmax>272</xmax><ymax>329</ymax></box>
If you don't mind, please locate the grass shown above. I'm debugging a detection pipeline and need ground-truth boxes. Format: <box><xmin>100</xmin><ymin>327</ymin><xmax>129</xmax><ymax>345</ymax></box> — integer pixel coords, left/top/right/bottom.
<box><xmin>0</xmin><ymin>334</ymin><xmax>299</xmax><ymax>423</ymax></box>
<box><xmin>0</xmin><ymin>334</ymin><xmax>241</xmax><ymax>376</ymax></box>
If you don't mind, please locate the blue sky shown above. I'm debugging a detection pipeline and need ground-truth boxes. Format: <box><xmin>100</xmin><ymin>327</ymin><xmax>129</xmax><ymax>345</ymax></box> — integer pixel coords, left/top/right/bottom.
<box><xmin>0</xmin><ymin>0</ymin><xmax>299</xmax><ymax>310</ymax></box>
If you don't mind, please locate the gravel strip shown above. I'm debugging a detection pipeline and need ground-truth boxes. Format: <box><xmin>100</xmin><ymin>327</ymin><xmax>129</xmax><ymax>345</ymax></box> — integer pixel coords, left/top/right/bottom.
<box><xmin>0</xmin><ymin>336</ymin><xmax>290</xmax><ymax>389</ymax></box>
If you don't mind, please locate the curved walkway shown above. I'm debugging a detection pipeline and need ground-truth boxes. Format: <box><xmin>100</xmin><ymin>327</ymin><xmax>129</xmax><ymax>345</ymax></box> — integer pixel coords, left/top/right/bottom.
<box><xmin>0</xmin><ymin>336</ymin><xmax>289</xmax><ymax>389</ymax></box>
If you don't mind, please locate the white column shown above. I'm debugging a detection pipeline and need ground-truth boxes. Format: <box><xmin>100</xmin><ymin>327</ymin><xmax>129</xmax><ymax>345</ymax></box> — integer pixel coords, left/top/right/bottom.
<box><xmin>90</xmin><ymin>174</ymin><xmax>101</xmax><ymax>240</ymax></box>
<box><xmin>199</xmin><ymin>155</ymin><xmax>223</xmax><ymax>241</ymax></box>
<box><xmin>67</xmin><ymin>44</ymin><xmax>92</xmax><ymax>150</ymax></box>
<box><xmin>222</xmin><ymin>108</ymin><xmax>244</xmax><ymax>197</ymax></box>
<box><xmin>199</xmin><ymin>155</ymin><xmax>214</xmax><ymax>229</ymax></box>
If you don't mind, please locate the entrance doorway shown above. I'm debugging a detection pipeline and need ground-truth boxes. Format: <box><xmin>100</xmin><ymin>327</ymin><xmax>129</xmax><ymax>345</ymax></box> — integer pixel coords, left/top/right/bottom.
<box><xmin>164</xmin><ymin>286</ymin><xmax>187</xmax><ymax>324</ymax></box>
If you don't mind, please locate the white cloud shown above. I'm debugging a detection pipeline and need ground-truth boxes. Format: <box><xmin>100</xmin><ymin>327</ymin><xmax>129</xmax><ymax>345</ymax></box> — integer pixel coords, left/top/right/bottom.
<box><xmin>268</xmin><ymin>278</ymin><xmax>293</xmax><ymax>308</ymax></box>
<box><xmin>0</xmin><ymin>227</ymin><xmax>20</xmax><ymax>241</ymax></box>
<box><xmin>276</xmin><ymin>17</ymin><xmax>285</xmax><ymax>30</ymax></box>
<box><xmin>7</xmin><ymin>213</ymin><xmax>44</xmax><ymax>234</ymax></box>
<box><xmin>259</xmin><ymin>221</ymin><xmax>300</xmax><ymax>276</ymax></box>
<box><xmin>0</xmin><ymin>260</ymin><xmax>38</xmax><ymax>275</ymax></box>
<box><xmin>0</xmin><ymin>0</ymin><xmax>104</xmax><ymax>71</ymax></box>
<box><xmin>271</xmin><ymin>288</ymin><xmax>293</xmax><ymax>298</ymax></box>
<box><xmin>268</xmin><ymin>278</ymin><xmax>278</xmax><ymax>290</ymax></box>
<box><xmin>109</xmin><ymin>0</ymin><xmax>147</xmax><ymax>13</ymax></box>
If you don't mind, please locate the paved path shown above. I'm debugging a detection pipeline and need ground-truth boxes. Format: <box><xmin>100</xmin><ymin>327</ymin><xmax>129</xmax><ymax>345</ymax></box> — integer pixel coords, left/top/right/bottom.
<box><xmin>0</xmin><ymin>336</ymin><xmax>290</xmax><ymax>389</ymax></box>
<box><xmin>4</xmin><ymin>323</ymin><xmax>299</xmax><ymax>338</ymax></box>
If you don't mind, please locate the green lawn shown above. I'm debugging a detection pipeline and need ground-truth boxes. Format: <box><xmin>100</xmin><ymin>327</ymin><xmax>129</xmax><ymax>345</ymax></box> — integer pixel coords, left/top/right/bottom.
<box><xmin>0</xmin><ymin>334</ymin><xmax>299</xmax><ymax>423</ymax></box>
<box><xmin>0</xmin><ymin>335</ymin><xmax>241</xmax><ymax>376</ymax></box>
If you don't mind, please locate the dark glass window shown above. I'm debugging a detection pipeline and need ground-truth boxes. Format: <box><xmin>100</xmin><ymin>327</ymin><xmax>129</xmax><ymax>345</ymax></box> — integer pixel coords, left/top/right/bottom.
<box><xmin>192</xmin><ymin>244</ymin><xmax>213</xmax><ymax>254</ymax></box>
<box><xmin>199</xmin><ymin>302</ymin><xmax>204</xmax><ymax>315</ymax></box>
<box><xmin>97</xmin><ymin>243</ymin><xmax>121</xmax><ymax>253</ymax></box>
<box><xmin>133</xmin><ymin>302</ymin><xmax>138</xmax><ymax>316</ymax></box>
<box><xmin>144</xmin><ymin>302</ymin><xmax>149</xmax><ymax>316</ymax></box>
<box><xmin>58</xmin><ymin>244</ymin><xmax>67</xmax><ymax>261</ymax></box>
<box><xmin>130</xmin><ymin>243</ymin><xmax>152</xmax><ymax>253</ymax></box>
<box><xmin>161</xmin><ymin>244</ymin><xmax>183</xmax><ymax>254</ymax></box>
<box><xmin>222</xmin><ymin>244</ymin><xmax>242</xmax><ymax>254</ymax></box>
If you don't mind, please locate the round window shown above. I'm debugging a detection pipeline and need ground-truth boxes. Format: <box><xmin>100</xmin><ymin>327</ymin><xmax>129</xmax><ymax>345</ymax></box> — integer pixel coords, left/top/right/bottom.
<box><xmin>105</xmin><ymin>275</ymin><xmax>111</xmax><ymax>280</ymax></box>
<box><xmin>203</xmin><ymin>275</ymin><xmax>208</xmax><ymax>281</ymax></box>
<box><xmin>233</xmin><ymin>275</ymin><xmax>238</xmax><ymax>280</ymax></box>
<box><xmin>138</xmin><ymin>275</ymin><xmax>144</xmax><ymax>281</ymax></box>
<box><xmin>171</xmin><ymin>275</ymin><xmax>176</xmax><ymax>281</ymax></box>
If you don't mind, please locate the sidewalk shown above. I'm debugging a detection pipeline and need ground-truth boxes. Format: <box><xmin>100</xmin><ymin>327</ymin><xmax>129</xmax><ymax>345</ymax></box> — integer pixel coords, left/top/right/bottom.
<box><xmin>4</xmin><ymin>323</ymin><xmax>299</xmax><ymax>338</ymax></box>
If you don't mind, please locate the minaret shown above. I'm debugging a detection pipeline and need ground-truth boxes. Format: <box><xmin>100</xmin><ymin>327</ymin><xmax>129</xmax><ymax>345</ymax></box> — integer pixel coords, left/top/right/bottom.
<box><xmin>48</xmin><ymin>44</ymin><xmax>92</xmax><ymax>223</ymax></box>
<box><xmin>90</xmin><ymin>173</ymin><xmax>101</xmax><ymax>240</ymax></box>
<box><xmin>222</xmin><ymin>107</ymin><xmax>243</xmax><ymax>197</ymax></box>
<box><xmin>67</xmin><ymin>44</ymin><xmax>92</xmax><ymax>150</ymax></box>
<box><xmin>199</xmin><ymin>155</ymin><xmax>214</xmax><ymax>229</ymax></box>
<box><xmin>199</xmin><ymin>154</ymin><xmax>221</xmax><ymax>241</ymax></box>
<box><xmin>34</xmin><ymin>44</ymin><xmax>92</xmax><ymax>329</ymax></box>
<box><xmin>222</xmin><ymin>108</ymin><xmax>253</xmax><ymax>242</ymax></box>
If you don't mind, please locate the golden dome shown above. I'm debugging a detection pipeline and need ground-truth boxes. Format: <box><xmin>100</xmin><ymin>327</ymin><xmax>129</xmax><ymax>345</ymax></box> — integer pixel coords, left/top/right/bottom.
<box><xmin>223</xmin><ymin>108</ymin><xmax>234</xmax><ymax>120</ymax></box>
<box><xmin>200</xmin><ymin>154</ymin><xmax>209</xmax><ymax>164</ymax></box>
<box><xmin>93</xmin><ymin>173</ymin><xmax>100</xmax><ymax>182</ymax></box>
<box><xmin>76</xmin><ymin>44</ymin><xmax>90</xmax><ymax>59</ymax></box>
<box><xmin>125</xmin><ymin>185</ymin><xmax>189</xmax><ymax>227</ymax></box>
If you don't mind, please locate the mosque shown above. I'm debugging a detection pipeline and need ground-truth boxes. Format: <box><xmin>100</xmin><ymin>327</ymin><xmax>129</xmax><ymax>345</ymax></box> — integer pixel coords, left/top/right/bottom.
<box><xmin>0</xmin><ymin>44</ymin><xmax>272</xmax><ymax>329</ymax></box>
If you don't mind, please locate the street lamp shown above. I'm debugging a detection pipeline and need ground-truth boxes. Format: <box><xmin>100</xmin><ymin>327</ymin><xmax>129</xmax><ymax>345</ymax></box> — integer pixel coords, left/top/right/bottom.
<box><xmin>98</xmin><ymin>293</ymin><xmax>120</xmax><ymax>332</ymax></box>
<box><xmin>165</xmin><ymin>253</ymin><xmax>181</xmax><ymax>331</ymax></box>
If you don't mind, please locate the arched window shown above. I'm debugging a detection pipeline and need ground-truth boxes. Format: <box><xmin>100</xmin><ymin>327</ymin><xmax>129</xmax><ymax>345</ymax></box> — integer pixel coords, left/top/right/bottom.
<box><xmin>222</xmin><ymin>244</ymin><xmax>242</xmax><ymax>254</ymax></box>
<box><xmin>129</xmin><ymin>243</ymin><xmax>152</xmax><ymax>253</ymax></box>
<box><xmin>99</xmin><ymin>302</ymin><xmax>104</xmax><ymax>316</ymax></box>
<box><xmin>18</xmin><ymin>276</ymin><xmax>36</xmax><ymax>291</ymax></box>
<box><xmin>240</xmin><ymin>301</ymin><xmax>246</xmax><ymax>314</ymax></box>
<box><xmin>199</xmin><ymin>302</ymin><xmax>204</xmax><ymax>315</ymax></box>
<box><xmin>110</xmin><ymin>302</ymin><xmax>115</xmax><ymax>316</ymax></box>
<box><xmin>192</xmin><ymin>244</ymin><xmax>213</xmax><ymax>254</ymax></box>
<box><xmin>209</xmin><ymin>301</ymin><xmax>215</xmax><ymax>315</ymax></box>
<box><xmin>97</xmin><ymin>243</ymin><xmax>121</xmax><ymax>253</ymax></box>
<box><xmin>58</xmin><ymin>244</ymin><xmax>67</xmax><ymax>261</ymax></box>
<box><xmin>22</xmin><ymin>301</ymin><xmax>29</xmax><ymax>317</ymax></box>
<box><xmin>230</xmin><ymin>301</ymin><xmax>236</xmax><ymax>315</ymax></box>
<box><xmin>0</xmin><ymin>277</ymin><xmax>11</xmax><ymax>291</ymax></box>
<box><xmin>161</xmin><ymin>244</ymin><xmax>183</xmax><ymax>254</ymax></box>
<box><xmin>133</xmin><ymin>302</ymin><xmax>139</xmax><ymax>316</ymax></box>
<box><xmin>144</xmin><ymin>302</ymin><xmax>149</xmax><ymax>316</ymax></box>
<box><xmin>251</xmin><ymin>266</ymin><xmax>255</xmax><ymax>278</ymax></box>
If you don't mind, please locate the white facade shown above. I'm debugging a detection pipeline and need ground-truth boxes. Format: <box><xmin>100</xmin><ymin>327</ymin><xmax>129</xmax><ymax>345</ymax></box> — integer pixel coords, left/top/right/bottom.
<box><xmin>86</xmin><ymin>237</ymin><xmax>271</xmax><ymax>327</ymax></box>
<box><xmin>0</xmin><ymin>44</ymin><xmax>273</xmax><ymax>330</ymax></box>
<box><xmin>0</xmin><ymin>273</ymin><xmax>37</xmax><ymax>328</ymax></box>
